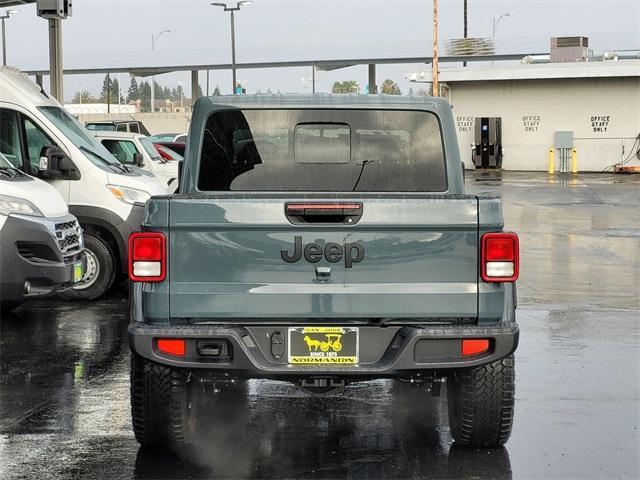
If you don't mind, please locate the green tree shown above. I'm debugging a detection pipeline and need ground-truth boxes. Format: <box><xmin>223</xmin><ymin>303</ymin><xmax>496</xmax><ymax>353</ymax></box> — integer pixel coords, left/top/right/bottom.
<box><xmin>331</xmin><ymin>80</ymin><xmax>359</xmax><ymax>94</ymax></box>
<box><xmin>99</xmin><ymin>74</ymin><xmax>124</xmax><ymax>103</ymax></box>
<box><xmin>140</xmin><ymin>81</ymin><xmax>151</xmax><ymax>112</ymax></box>
<box><xmin>212</xmin><ymin>85</ymin><xmax>221</xmax><ymax>96</ymax></box>
<box><xmin>171</xmin><ymin>84</ymin><xmax>184</xmax><ymax>102</ymax></box>
<box><xmin>72</xmin><ymin>89</ymin><xmax>96</xmax><ymax>104</ymax></box>
<box><xmin>153</xmin><ymin>81</ymin><xmax>165</xmax><ymax>100</ymax></box>
<box><xmin>163</xmin><ymin>86</ymin><xmax>171</xmax><ymax>100</ymax></box>
<box><xmin>380</xmin><ymin>79</ymin><xmax>401</xmax><ymax>95</ymax></box>
<box><xmin>127</xmin><ymin>78</ymin><xmax>140</xmax><ymax>103</ymax></box>
<box><xmin>408</xmin><ymin>87</ymin><xmax>414</xmax><ymax>96</ymax></box>
<box><xmin>193</xmin><ymin>83</ymin><xmax>203</xmax><ymax>100</ymax></box>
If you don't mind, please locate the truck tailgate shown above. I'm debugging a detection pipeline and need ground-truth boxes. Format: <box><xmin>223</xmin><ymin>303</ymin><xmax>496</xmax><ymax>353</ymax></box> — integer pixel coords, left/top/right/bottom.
<box><xmin>168</xmin><ymin>195</ymin><xmax>478</xmax><ymax>320</ymax></box>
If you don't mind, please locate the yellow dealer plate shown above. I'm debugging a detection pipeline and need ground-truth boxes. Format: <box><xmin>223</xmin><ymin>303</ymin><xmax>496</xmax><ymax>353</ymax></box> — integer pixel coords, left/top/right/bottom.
<box><xmin>73</xmin><ymin>261</ymin><xmax>84</xmax><ymax>283</ymax></box>
<box><xmin>288</xmin><ymin>327</ymin><xmax>359</xmax><ymax>365</ymax></box>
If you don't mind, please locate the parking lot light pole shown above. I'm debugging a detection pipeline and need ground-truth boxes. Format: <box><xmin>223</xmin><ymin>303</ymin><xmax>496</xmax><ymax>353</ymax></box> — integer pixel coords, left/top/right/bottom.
<box><xmin>1</xmin><ymin>9</ymin><xmax>19</xmax><ymax>67</ymax></box>
<box><xmin>211</xmin><ymin>1</ymin><xmax>252</xmax><ymax>95</ymax></box>
<box><xmin>491</xmin><ymin>13</ymin><xmax>510</xmax><ymax>65</ymax></box>
<box><xmin>151</xmin><ymin>29</ymin><xmax>172</xmax><ymax>112</ymax></box>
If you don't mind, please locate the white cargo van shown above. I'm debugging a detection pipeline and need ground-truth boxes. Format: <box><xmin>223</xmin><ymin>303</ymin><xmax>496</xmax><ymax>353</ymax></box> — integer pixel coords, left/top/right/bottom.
<box><xmin>0</xmin><ymin>152</ymin><xmax>85</xmax><ymax>310</ymax></box>
<box><xmin>0</xmin><ymin>67</ymin><xmax>166</xmax><ymax>300</ymax></box>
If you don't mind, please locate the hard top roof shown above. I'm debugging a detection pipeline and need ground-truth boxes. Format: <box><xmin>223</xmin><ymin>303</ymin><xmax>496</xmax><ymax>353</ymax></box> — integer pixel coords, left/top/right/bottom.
<box><xmin>197</xmin><ymin>93</ymin><xmax>449</xmax><ymax>112</ymax></box>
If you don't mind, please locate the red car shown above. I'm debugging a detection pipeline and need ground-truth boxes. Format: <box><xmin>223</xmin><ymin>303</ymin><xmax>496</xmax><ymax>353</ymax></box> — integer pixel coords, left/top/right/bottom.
<box><xmin>153</xmin><ymin>142</ymin><xmax>185</xmax><ymax>161</ymax></box>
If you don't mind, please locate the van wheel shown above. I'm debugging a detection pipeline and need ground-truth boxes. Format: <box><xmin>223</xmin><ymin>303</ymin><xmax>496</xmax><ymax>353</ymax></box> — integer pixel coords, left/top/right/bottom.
<box><xmin>60</xmin><ymin>233</ymin><xmax>115</xmax><ymax>301</ymax></box>
<box><xmin>130</xmin><ymin>353</ymin><xmax>196</xmax><ymax>450</ymax></box>
<box><xmin>447</xmin><ymin>355</ymin><xmax>515</xmax><ymax>448</ymax></box>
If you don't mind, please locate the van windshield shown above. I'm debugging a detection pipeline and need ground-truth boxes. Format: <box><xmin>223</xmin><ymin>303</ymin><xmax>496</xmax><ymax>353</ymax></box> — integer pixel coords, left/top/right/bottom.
<box><xmin>0</xmin><ymin>152</ymin><xmax>13</xmax><ymax>169</ymax></box>
<box><xmin>38</xmin><ymin>107</ymin><xmax>121</xmax><ymax>167</ymax></box>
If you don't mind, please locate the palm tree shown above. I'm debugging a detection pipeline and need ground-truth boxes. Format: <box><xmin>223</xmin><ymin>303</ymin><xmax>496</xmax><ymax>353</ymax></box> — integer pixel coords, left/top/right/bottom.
<box><xmin>331</xmin><ymin>80</ymin><xmax>359</xmax><ymax>94</ymax></box>
<box><xmin>380</xmin><ymin>79</ymin><xmax>401</xmax><ymax>95</ymax></box>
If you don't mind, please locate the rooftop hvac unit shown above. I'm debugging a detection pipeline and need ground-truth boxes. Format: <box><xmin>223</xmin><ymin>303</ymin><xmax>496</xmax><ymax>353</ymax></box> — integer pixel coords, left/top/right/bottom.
<box><xmin>37</xmin><ymin>0</ymin><xmax>72</xmax><ymax>19</ymax></box>
<box><xmin>550</xmin><ymin>36</ymin><xmax>589</xmax><ymax>62</ymax></box>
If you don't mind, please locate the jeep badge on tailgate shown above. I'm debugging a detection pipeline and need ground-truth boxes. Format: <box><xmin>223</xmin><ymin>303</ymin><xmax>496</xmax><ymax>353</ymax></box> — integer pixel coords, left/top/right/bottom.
<box><xmin>281</xmin><ymin>236</ymin><xmax>365</xmax><ymax>268</ymax></box>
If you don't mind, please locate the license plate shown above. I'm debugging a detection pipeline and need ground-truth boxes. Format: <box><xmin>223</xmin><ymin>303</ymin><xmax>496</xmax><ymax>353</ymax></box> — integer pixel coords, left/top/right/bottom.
<box><xmin>73</xmin><ymin>261</ymin><xmax>84</xmax><ymax>283</ymax></box>
<box><xmin>288</xmin><ymin>327</ymin><xmax>359</xmax><ymax>365</ymax></box>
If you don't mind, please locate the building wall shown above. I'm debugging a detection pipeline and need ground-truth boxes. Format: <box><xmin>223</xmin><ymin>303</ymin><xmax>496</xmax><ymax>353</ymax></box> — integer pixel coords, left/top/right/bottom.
<box><xmin>448</xmin><ymin>77</ymin><xmax>640</xmax><ymax>171</ymax></box>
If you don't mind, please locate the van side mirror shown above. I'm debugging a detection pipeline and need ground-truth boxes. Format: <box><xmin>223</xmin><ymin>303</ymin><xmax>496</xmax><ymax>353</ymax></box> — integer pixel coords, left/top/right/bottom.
<box><xmin>133</xmin><ymin>153</ymin><xmax>145</xmax><ymax>167</ymax></box>
<box><xmin>38</xmin><ymin>146</ymin><xmax>80</xmax><ymax>180</ymax></box>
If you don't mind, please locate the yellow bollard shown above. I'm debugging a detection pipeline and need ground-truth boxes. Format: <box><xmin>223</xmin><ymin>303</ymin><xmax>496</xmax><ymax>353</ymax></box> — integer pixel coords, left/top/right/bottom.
<box><xmin>548</xmin><ymin>147</ymin><xmax>555</xmax><ymax>174</ymax></box>
<box><xmin>571</xmin><ymin>148</ymin><xmax>578</xmax><ymax>173</ymax></box>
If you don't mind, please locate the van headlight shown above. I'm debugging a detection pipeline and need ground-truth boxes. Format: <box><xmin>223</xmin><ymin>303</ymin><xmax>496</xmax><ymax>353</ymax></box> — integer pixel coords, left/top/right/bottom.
<box><xmin>0</xmin><ymin>195</ymin><xmax>44</xmax><ymax>217</ymax></box>
<box><xmin>106</xmin><ymin>185</ymin><xmax>151</xmax><ymax>205</ymax></box>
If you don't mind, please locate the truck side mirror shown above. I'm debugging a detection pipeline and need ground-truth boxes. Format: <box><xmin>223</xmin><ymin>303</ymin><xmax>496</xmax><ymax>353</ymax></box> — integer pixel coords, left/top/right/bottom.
<box><xmin>38</xmin><ymin>146</ymin><xmax>80</xmax><ymax>180</ymax></box>
<box><xmin>177</xmin><ymin>160</ymin><xmax>183</xmax><ymax>191</ymax></box>
<box><xmin>133</xmin><ymin>153</ymin><xmax>145</xmax><ymax>167</ymax></box>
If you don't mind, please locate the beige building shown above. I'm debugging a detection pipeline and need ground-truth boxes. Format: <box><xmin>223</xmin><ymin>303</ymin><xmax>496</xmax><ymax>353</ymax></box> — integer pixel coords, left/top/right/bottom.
<box><xmin>433</xmin><ymin>60</ymin><xmax>640</xmax><ymax>172</ymax></box>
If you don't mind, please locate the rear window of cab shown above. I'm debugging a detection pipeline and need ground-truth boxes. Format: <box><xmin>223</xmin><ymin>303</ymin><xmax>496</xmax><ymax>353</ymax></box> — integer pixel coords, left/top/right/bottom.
<box><xmin>197</xmin><ymin>109</ymin><xmax>446</xmax><ymax>192</ymax></box>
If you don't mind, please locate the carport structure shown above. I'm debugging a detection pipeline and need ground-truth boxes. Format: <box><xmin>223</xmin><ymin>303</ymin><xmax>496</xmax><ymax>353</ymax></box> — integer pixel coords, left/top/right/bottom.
<box><xmin>0</xmin><ymin>0</ymin><xmax>65</xmax><ymax>99</ymax></box>
<box><xmin>2</xmin><ymin>0</ymin><xmax>544</xmax><ymax>100</ymax></box>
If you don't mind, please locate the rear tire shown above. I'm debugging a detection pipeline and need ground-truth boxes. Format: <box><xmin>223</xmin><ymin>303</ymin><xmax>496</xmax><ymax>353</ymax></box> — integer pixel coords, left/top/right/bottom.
<box><xmin>130</xmin><ymin>353</ymin><xmax>196</xmax><ymax>450</ymax></box>
<box><xmin>59</xmin><ymin>233</ymin><xmax>116</xmax><ymax>301</ymax></box>
<box><xmin>0</xmin><ymin>299</ymin><xmax>24</xmax><ymax>312</ymax></box>
<box><xmin>447</xmin><ymin>355</ymin><xmax>515</xmax><ymax>448</ymax></box>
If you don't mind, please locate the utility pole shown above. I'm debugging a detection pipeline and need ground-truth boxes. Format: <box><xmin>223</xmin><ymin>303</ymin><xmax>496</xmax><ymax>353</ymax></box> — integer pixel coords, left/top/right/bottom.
<box><xmin>432</xmin><ymin>0</ymin><xmax>439</xmax><ymax>97</ymax></box>
<box><xmin>463</xmin><ymin>0</ymin><xmax>468</xmax><ymax>67</ymax></box>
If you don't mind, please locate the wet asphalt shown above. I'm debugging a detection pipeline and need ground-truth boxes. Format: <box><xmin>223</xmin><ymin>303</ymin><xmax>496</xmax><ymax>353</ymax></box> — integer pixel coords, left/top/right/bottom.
<box><xmin>1</xmin><ymin>171</ymin><xmax>638</xmax><ymax>480</ymax></box>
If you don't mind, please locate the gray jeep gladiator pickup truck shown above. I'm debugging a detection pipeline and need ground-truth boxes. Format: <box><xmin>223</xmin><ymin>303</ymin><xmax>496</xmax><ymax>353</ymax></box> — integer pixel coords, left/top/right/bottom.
<box><xmin>128</xmin><ymin>95</ymin><xmax>519</xmax><ymax>450</ymax></box>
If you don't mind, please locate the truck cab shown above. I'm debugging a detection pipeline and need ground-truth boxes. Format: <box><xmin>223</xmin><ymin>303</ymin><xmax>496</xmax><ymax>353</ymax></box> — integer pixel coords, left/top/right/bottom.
<box><xmin>0</xmin><ymin>152</ymin><xmax>85</xmax><ymax>310</ymax></box>
<box><xmin>128</xmin><ymin>95</ymin><xmax>519</xmax><ymax>451</ymax></box>
<box><xmin>0</xmin><ymin>67</ymin><xmax>166</xmax><ymax>300</ymax></box>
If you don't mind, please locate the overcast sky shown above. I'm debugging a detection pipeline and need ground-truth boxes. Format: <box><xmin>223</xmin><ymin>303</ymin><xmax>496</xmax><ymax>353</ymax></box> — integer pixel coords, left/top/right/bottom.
<box><xmin>2</xmin><ymin>0</ymin><xmax>639</xmax><ymax>101</ymax></box>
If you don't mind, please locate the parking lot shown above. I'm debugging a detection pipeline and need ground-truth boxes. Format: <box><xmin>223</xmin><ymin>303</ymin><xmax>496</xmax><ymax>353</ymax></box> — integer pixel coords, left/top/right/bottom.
<box><xmin>0</xmin><ymin>171</ymin><xmax>638</xmax><ymax>480</ymax></box>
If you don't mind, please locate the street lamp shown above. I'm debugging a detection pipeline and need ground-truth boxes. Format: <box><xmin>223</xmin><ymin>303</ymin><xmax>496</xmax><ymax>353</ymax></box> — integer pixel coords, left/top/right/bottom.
<box><xmin>492</xmin><ymin>13</ymin><xmax>510</xmax><ymax>41</ymax></box>
<box><xmin>150</xmin><ymin>29</ymin><xmax>172</xmax><ymax>112</ymax></box>
<box><xmin>1</xmin><ymin>9</ymin><xmax>19</xmax><ymax>67</ymax></box>
<box><xmin>211</xmin><ymin>1</ymin><xmax>252</xmax><ymax>94</ymax></box>
<box><xmin>492</xmin><ymin>13</ymin><xmax>510</xmax><ymax>65</ymax></box>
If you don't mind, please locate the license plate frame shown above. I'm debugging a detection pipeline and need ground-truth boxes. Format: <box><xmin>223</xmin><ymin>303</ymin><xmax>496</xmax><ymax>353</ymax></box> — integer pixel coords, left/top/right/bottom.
<box><xmin>73</xmin><ymin>261</ymin><xmax>84</xmax><ymax>283</ymax></box>
<box><xmin>287</xmin><ymin>326</ymin><xmax>359</xmax><ymax>365</ymax></box>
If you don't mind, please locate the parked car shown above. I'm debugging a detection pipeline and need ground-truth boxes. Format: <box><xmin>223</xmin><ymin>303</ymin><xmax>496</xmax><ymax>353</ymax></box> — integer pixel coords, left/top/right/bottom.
<box><xmin>153</xmin><ymin>141</ymin><xmax>185</xmax><ymax>159</ymax></box>
<box><xmin>149</xmin><ymin>133</ymin><xmax>187</xmax><ymax>144</ymax></box>
<box><xmin>128</xmin><ymin>95</ymin><xmax>520</xmax><ymax>451</ymax></box>
<box><xmin>85</xmin><ymin>120</ymin><xmax>151</xmax><ymax>136</ymax></box>
<box><xmin>0</xmin><ymin>152</ymin><xmax>85</xmax><ymax>310</ymax></box>
<box><xmin>0</xmin><ymin>67</ymin><xmax>166</xmax><ymax>301</ymax></box>
<box><xmin>91</xmin><ymin>131</ymin><xmax>179</xmax><ymax>192</ymax></box>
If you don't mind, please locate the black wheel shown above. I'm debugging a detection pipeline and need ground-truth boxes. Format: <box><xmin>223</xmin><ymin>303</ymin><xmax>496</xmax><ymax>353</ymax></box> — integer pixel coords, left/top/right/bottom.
<box><xmin>447</xmin><ymin>355</ymin><xmax>515</xmax><ymax>448</ymax></box>
<box><xmin>130</xmin><ymin>353</ymin><xmax>196</xmax><ymax>450</ymax></box>
<box><xmin>59</xmin><ymin>233</ymin><xmax>116</xmax><ymax>301</ymax></box>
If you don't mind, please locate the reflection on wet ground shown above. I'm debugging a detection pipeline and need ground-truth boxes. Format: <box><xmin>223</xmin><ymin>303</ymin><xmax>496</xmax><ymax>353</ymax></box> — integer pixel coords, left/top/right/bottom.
<box><xmin>1</xmin><ymin>172</ymin><xmax>638</xmax><ymax>479</ymax></box>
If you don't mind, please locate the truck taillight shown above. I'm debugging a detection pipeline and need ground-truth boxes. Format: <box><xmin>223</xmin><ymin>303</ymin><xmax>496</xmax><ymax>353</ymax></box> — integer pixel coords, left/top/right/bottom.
<box><xmin>128</xmin><ymin>232</ymin><xmax>166</xmax><ymax>282</ymax></box>
<box><xmin>481</xmin><ymin>232</ymin><xmax>519</xmax><ymax>283</ymax></box>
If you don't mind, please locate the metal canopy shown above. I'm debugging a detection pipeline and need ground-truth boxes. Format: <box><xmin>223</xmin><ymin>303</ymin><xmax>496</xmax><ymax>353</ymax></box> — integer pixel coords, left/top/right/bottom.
<box><xmin>0</xmin><ymin>0</ymin><xmax>34</xmax><ymax>6</ymax></box>
<box><xmin>23</xmin><ymin>53</ymin><xmax>544</xmax><ymax>78</ymax></box>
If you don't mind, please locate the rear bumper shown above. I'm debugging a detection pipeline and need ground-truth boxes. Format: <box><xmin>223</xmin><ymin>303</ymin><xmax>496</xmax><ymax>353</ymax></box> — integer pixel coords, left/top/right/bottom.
<box><xmin>129</xmin><ymin>321</ymin><xmax>519</xmax><ymax>379</ymax></box>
